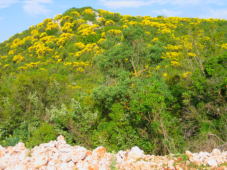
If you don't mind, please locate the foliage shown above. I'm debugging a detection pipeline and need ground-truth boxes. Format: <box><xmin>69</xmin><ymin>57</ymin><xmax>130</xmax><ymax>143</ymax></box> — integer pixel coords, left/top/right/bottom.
<box><xmin>26</xmin><ymin>123</ymin><xmax>58</xmax><ymax>148</ymax></box>
<box><xmin>0</xmin><ymin>6</ymin><xmax>227</xmax><ymax>155</ymax></box>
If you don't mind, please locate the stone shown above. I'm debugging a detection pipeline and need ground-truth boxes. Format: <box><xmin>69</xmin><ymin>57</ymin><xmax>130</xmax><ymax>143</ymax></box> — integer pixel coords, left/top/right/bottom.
<box><xmin>116</xmin><ymin>150</ymin><xmax>125</xmax><ymax>163</ymax></box>
<box><xmin>213</xmin><ymin>149</ymin><xmax>221</xmax><ymax>155</ymax></box>
<box><xmin>1</xmin><ymin>136</ymin><xmax>227</xmax><ymax>169</ymax></box>
<box><xmin>14</xmin><ymin>142</ymin><xmax>26</xmax><ymax>152</ymax></box>
<box><xmin>33</xmin><ymin>155</ymin><xmax>48</xmax><ymax>168</ymax></box>
<box><xmin>128</xmin><ymin>146</ymin><xmax>144</xmax><ymax>160</ymax></box>
<box><xmin>0</xmin><ymin>163</ymin><xmax>6</xmax><ymax>170</ymax></box>
<box><xmin>208</xmin><ymin>159</ymin><xmax>218</xmax><ymax>167</ymax></box>
<box><xmin>71</xmin><ymin>149</ymin><xmax>87</xmax><ymax>163</ymax></box>
<box><xmin>92</xmin><ymin>146</ymin><xmax>106</xmax><ymax>158</ymax></box>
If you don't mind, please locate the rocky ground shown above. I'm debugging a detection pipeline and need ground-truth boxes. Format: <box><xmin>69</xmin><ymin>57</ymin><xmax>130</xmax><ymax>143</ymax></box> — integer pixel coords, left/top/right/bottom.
<box><xmin>0</xmin><ymin>136</ymin><xmax>227</xmax><ymax>170</ymax></box>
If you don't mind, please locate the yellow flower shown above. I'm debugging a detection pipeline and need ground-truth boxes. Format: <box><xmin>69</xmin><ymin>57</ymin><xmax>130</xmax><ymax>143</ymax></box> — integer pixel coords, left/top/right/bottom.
<box><xmin>183</xmin><ymin>72</ymin><xmax>192</xmax><ymax>78</ymax></box>
<box><xmin>71</xmin><ymin>11</ymin><xmax>80</xmax><ymax>17</ymax></box>
<box><xmin>82</xmin><ymin>9</ymin><xmax>93</xmax><ymax>15</ymax></box>
<box><xmin>107</xmin><ymin>29</ymin><xmax>122</xmax><ymax>36</ymax></box>
<box><xmin>164</xmin><ymin>73</ymin><xmax>167</xmax><ymax>77</ymax></box>
<box><xmin>12</xmin><ymin>54</ymin><xmax>24</xmax><ymax>63</ymax></box>
<box><xmin>105</xmin><ymin>20</ymin><xmax>115</xmax><ymax>26</ymax></box>
<box><xmin>145</xmin><ymin>31</ymin><xmax>151</xmax><ymax>35</ymax></box>
<box><xmin>152</xmin><ymin>38</ymin><xmax>159</xmax><ymax>43</ymax></box>
<box><xmin>54</xmin><ymin>14</ymin><xmax>61</xmax><ymax>21</ymax></box>
<box><xmin>40</xmin><ymin>68</ymin><xmax>47</xmax><ymax>71</ymax></box>
<box><xmin>122</xmin><ymin>25</ymin><xmax>128</xmax><ymax>29</ymax></box>
<box><xmin>171</xmin><ymin>61</ymin><xmax>181</xmax><ymax>67</ymax></box>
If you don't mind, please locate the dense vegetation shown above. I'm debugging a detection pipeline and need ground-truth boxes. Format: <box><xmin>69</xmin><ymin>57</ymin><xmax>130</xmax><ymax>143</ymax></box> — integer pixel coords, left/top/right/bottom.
<box><xmin>0</xmin><ymin>6</ymin><xmax>227</xmax><ymax>155</ymax></box>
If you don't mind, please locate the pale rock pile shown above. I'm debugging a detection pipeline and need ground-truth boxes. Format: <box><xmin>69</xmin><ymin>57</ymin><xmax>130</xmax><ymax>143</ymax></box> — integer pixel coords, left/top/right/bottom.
<box><xmin>0</xmin><ymin>136</ymin><xmax>227</xmax><ymax>170</ymax></box>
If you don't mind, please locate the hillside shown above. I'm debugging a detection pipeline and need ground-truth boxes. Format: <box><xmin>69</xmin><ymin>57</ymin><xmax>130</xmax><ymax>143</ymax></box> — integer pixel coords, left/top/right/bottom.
<box><xmin>0</xmin><ymin>6</ymin><xmax>227</xmax><ymax>156</ymax></box>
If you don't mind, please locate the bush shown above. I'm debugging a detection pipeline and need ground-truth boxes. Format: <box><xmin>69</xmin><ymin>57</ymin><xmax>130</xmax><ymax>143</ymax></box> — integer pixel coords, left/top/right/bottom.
<box><xmin>26</xmin><ymin>123</ymin><xmax>58</xmax><ymax>148</ymax></box>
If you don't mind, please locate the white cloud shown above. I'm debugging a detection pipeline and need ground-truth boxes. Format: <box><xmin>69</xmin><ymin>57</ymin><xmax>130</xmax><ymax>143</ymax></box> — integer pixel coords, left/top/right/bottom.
<box><xmin>207</xmin><ymin>0</ymin><xmax>225</xmax><ymax>5</ymax></box>
<box><xmin>99</xmin><ymin>0</ymin><xmax>202</xmax><ymax>9</ymax></box>
<box><xmin>156</xmin><ymin>0</ymin><xmax>200</xmax><ymax>5</ymax></box>
<box><xmin>99</xmin><ymin>0</ymin><xmax>157</xmax><ymax>8</ymax></box>
<box><xmin>23</xmin><ymin>0</ymin><xmax>52</xmax><ymax>16</ymax></box>
<box><xmin>99</xmin><ymin>0</ymin><xmax>227</xmax><ymax>9</ymax></box>
<box><xmin>153</xmin><ymin>9</ymin><xmax>181</xmax><ymax>17</ymax></box>
<box><xmin>200</xmin><ymin>8</ymin><xmax>227</xmax><ymax>19</ymax></box>
<box><xmin>0</xmin><ymin>0</ymin><xmax>18</xmax><ymax>9</ymax></box>
<box><xmin>0</xmin><ymin>16</ymin><xmax>4</xmax><ymax>23</ymax></box>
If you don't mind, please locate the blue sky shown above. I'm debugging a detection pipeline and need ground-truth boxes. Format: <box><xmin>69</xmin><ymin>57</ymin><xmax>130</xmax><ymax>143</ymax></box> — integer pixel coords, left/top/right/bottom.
<box><xmin>0</xmin><ymin>0</ymin><xmax>227</xmax><ymax>43</ymax></box>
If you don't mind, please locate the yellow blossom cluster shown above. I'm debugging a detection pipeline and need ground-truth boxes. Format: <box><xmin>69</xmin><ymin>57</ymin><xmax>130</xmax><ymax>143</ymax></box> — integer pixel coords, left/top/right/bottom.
<box><xmin>31</xmin><ymin>29</ymin><xmax>39</xmax><ymax>39</ymax></box>
<box><xmin>97</xmin><ymin>17</ymin><xmax>106</xmax><ymax>24</ymax></box>
<box><xmin>12</xmin><ymin>54</ymin><xmax>24</xmax><ymax>63</ymax></box>
<box><xmin>122</xmin><ymin>25</ymin><xmax>128</xmax><ymax>29</ymax></box>
<box><xmin>36</xmin><ymin>23</ymin><xmax>43</xmax><ymax>28</ymax></box>
<box><xmin>8</xmin><ymin>49</ymin><xmax>17</xmax><ymax>55</ymax></box>
<box><xmin>28</xmin><ymin>42</ymin><xmax>53</xmax><ymax>58</ymax></box>
<box><xmin>60</xmin><ymin>16</ymin><xmax>73</xmax><ymax>25</ymax></box>
<box><xmin>43</xmin><ymin>18</ymin><xmax>52</xmax><ymax>24</ymax></box>
<box><xmin>107</xmin><ymin>29</ymin><xmax>122</xmax><ymax>36</ymax></box>
<box><xmin>60</xmin><ymin>33</ymin><xmax>75</xmax><ymax>39</ymax></box>
<box><xmin>74</xmin><ymin>43</ymin><xmax>97</xmax><ymax>57</ymax></box>
<box><xmin>54</xmin><ymin>14</ymin><xmax>61</xmax><ymax>21</ymax></box>
<box><xmin>82</xmin><ymin>9</ymin><xmax>93</xmax><ymax>15</ymax></box>
<box><xmin>105</xmin><ymin>20</ymin><xmax>115</xmax><ymax>26</ymax></box>
<box><xmin>165</xmin><ymin>52</ymin><xmax>182</xmax><ymax>60</ymax></box>
<box><xmin>63</xmin><ymin>62</ymin><xmax>72</xmax><ymax>66</ymax></box>
<box><xmin>23</xmin><ymin>36</ymin><xmax>36</xmax><ymax>43</ymax></box>
<box><xmin>61</xmin><ymin>22</ymin><xmax>74</xmax><ymax>33</ymax></box>
<box><xmin>40</xmin><ymin>32</ymin><xmax>47</xmax><ymax>38</ymax></box>
<box><xmin>188</xmin><ymin>53</ymin><xmax>197</xmax><ymax>57</ymax></box>
<box><xmin>56</xmin><ymin>33</ymin><xmax>75</xmax><ymax>47</ymax></box>
<box><xmin>74</xmin><ymin>42</ymin><xmax>86</xmax><ymax>49</ymax></box>
<box><xmin>97</xmin><ymin>38</ymin><xmax>105</xmax><ymax>45</ymax></box>
<box><xmin>72</xmin><ymin>61</ymin><xmax>89</xmax><ymax>72</ymax></box>
<box><xmin>171</xmin><ymin>61</ymin><xmax>181</xmax><ymax>67</ymax></box>
<box><xmin>46</xmin><ymin>22</ymin><xmax>59</xmax><ymax>31</ymax></box>
<box><xmin>0</xmin><ymin>55</ymin><xmax>7</xmax><ymax>59</ymax></box>
<box><xmin>152</xmin><ymin>38</ymin><xmax>159</xmax><ymax>43</ymax></box>
<box><xmin>18</xmin><ymin>66</ymin><xmax>27</xmax><ymax>72</ymax></box>
<box><xmin>128</xmin><ymin>21</ymin><xmax>138</xmax><ymax>26</ymax></box>
<box><xmin>68</xmin><ymin>85</ymin><xmax>82</xmax><ymax>89</ymax></box>
<box><xmin>40</xmin><ymin>36</ymin><xmax>58</xmax><ymax>44</ymax></box>
<box><xmin>40</xmin><ymin>68</ymin><xmax>47</xmax><ymax>71</ymax></box>
<box><xmin>77</xmin><ymin>24</ymin><xmax>99</xmax><ymax>37</ymax></box>
<box><xmin>25</xmin><ymin>61</ymin><xmax>41</xmax><ymax>68</ymax></box>
<box><xmin>56</xmin><ymin>37</ymin><xmax>67</xmax><ymax>47</ymax></box>
<box><xmin>101</xmin><ymin>32</ymin><xmax>106</xmax><ymax>38</ymax></box>
<box><xmin>165</xmin><ymin>44</ymin><xmax>183</xmax><ymax>51</ymax></box>
<box><xmin>158</xmin><ymin>28</ymin><xmax>172</xmax><ymax>34</ymax></box>
<box><xmin>71</xmin><ymin>11</ymin><xmax>80</xmax><ymax>17</ymax></box>
<box><xmin>145</xmin><ymin>31</ymin><xmax>151</xmax><ymax>35</ymax></box>
<box><xmin>29</xmin><ymin>25</ymin><xmax>34</xmax><ymax>29</ymax></box>
<box><xmin>120</xmin><ymin>15</ymin><xmax>132</xmax><ymax>23</ymax></box>
<box><xmin>183</xmin><ymin>72</ymin><xmax>192</xmax><ymax>78</ymax></box>
<box><xmin>3</xmin><ymin>64</ymin><xmax>10</xmax><ymax>69</ymax></box>
<box><xmin>73</xmin><ymin>19</ymin><xmax>86</xmax><ymax>28</ymax></box>
<box><xmin>221</xmin><ymin>44</ymin><xmax>227</xmax><ymax>50</ymax></box>
<box><xmin>10</xmin><ymin>39</ymin><xmax>23</xmax><ymax>48</ymax></box>
<box><xmin>98</xmin><ymin>9</ymin><xmax>114</xmax><ymax>17</ymax></box>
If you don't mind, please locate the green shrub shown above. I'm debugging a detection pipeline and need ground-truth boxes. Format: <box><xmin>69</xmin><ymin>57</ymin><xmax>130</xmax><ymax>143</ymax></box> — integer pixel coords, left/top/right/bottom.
<box><xmin>26</xmin><ymin>123</ymin><xmax>58</xmax><ymax>148</ymax></box>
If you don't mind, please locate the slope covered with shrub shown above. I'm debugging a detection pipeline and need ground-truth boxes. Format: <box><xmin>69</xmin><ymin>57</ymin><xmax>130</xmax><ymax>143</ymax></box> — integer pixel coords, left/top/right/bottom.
<box><xmin>0</xmin><ymin>6</ymin><xmax>227</xmax><ymax>155</ymax></box>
